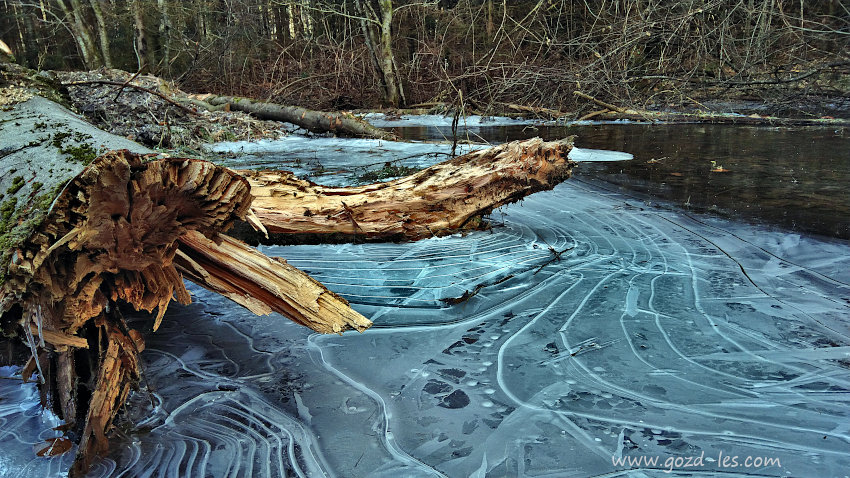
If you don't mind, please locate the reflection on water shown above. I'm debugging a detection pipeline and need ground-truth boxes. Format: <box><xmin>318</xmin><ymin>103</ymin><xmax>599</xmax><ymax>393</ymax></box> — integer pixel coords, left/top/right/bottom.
<box><xmin>393</xmin><ymin>123</ymin><xmax>850</xmax><ymax>239</ymax></box>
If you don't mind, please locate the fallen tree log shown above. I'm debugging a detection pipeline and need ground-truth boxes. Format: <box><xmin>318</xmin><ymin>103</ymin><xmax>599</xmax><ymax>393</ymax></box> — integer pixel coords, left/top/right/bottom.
<box><xmin>242</xmin><ymin>137</ymin><xmax>576</xmax><ymax>241</ymax></box>
<box><xmin>505</xmin><ymin>103</ymin><xmax>572</xmax><ymax>119</ymax></box>
<box><xmin>0</xmin><ymin>95</ymin><xmax>371</xmax><ymax>476</ymax></box>
<box><xmin>192</xmin><ymin>93</ymin><xmax>398</xmax><ymax>141</ymax></box>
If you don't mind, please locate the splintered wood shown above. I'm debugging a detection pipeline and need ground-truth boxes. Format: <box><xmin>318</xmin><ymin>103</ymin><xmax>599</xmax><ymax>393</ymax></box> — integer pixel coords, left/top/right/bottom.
<box><xmin>175</xmin><ymin>231</ymin><xmax>371</xmax><ymax>334</ymax></box>
<box><xmin>1</xmin><ymin>151</ymin><xmax>254</xmax><ymax>475</ymax></box>
<box><xmin>0</xmin><ymin>150</ymin><xmax>369</xmax><ymax>477</ymax></box>
<box><xmin>243</xmin><ymin>137</ymin><xmax>576</xmax><ymax>241</ymax></box>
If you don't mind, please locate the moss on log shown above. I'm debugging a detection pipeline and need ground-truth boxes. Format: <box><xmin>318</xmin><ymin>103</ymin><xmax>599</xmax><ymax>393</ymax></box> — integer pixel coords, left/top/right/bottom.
<box><xmin>0</xmin><ymin>96</ymin><xmax>153</xmax><ymax>284</ymax></box>
<box><xmin>1</xmin><ymin>90</ymin><xmax>573</xmax><ymax>478</ymax></box>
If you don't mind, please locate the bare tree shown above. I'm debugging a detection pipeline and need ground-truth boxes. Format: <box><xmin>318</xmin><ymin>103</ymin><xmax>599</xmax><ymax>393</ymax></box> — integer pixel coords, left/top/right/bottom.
<box><xmin>55</xmin><ymin>0</ymin><xmax>101</xmax><ymax>68</ymax></box>
<box><xmin>157</xmin><ymin>0</ymin><xmax>172</xmax><ymax>73</ymax></box>
<box><xmin>87</xmin><ymin>0</ymin><xmax>112</xmax><ymax>68</ymax></box>
<box><xmin>354</xmin><ymin>0</ymin><xmax>405</xmax><ymax>107</ymax></box>
<box><xmin>131</xmin><ymin>0</ymin><xmax>150</xmax><ymax>71</ymax></box>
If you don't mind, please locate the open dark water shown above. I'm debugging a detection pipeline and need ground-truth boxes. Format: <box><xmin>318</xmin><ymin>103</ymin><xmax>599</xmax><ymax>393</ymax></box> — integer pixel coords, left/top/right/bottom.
<box><xmin>391</xmin><ymin>123</ymin><xmax>850</xmax><ymax>239</ymax></box>
<box><xmin>2</xmin><ymin>122</ymin><xmax>849</xmax><ymax>478</ymax></box>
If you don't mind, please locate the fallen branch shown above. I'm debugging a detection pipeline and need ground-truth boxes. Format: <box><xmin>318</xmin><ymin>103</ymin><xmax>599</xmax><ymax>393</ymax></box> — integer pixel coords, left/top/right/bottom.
<box><xmin>175</xmin><ymin>231</ymin><xmax>371</xmax><ymax>334</ymax></box>
<box><xmin>578</xmin><ymin>108</ymin><xmax>610</xmax><ymax>121</ymax></box>
<box><xmin>573</xmin><ymin>90</ymin><xmax>628</xmax><ymax>114</ymax></box>
<box><xmin>193</xmin><ymin>94</ymin><xmax>398</xmax><ymax>140</ymax></box>
<box><xmin>505</xmin><ymin>103</ymin><xmax>571</xmax><ymax>118</ymax></box>
<box><xmin>243</xmin><ymin>137</ymin><xmax>576</xmax><ymax>241</ymax></box>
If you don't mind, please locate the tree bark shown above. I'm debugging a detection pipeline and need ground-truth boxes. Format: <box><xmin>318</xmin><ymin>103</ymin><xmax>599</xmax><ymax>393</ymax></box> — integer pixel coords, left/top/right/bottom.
<box><xmin>242</xmin><ymin>137</ymin><xmax>575</xmax><ymax>241</ymax></box>
<box><xmin>156</xmin><ymin>0</ymin><xmax>171</xmax><ymax>73</ymax></box>
<box><xmin>55</xmin><ymin>0</ymin><xmax>101</xmax><ymax>69</ymax></box>
<box><xmin>486</xmin><ymin>0</ymin><xmax>495</xmax><ymax>38</ymax></box>
<box><xmin>194</xmin><ymin>93</ymin><xmax>398</xmax><ymax>140</ymax></box>
<box><xmin>175</xmin><ymin>231</ymin><xmax>371</xmax><ymax>334</ymax></box>
<box><xmin>355</xmin><ymin>0</ymin><xmax>404</xmax><ymax>107</ymax></box>
<box><xmin>131</xmin><ymin>0</ymin><xmax>150</xmax><ymax>72</ymax></box>
<box><xmin>377</xmin><ymin>0</ymin><xmax>403</xmax><ymax>107</ymax></box>
<box><xmin>87</xmin><ymin>0</ymin><xmax>113</xmax><ymax>69</ymax></box>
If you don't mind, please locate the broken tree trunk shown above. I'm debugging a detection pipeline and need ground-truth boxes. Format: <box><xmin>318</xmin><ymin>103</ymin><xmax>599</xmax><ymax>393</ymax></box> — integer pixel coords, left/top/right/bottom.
<box><xmin>242</xmin><ymin>137</ymin><xmax>576</xmax><ymax>242</ymax></box>
<box><xmin>2</xmin><ymin>147</ymin><xmax>253</xmax><ymax>476</ymax></box>
<box><xmin>192</xmin><ymin>93</ymin><xmax>398</xmax><ymax>140</ymax></box>
<box><xmin>1</xmin><ymin>95</ymin><xmax>370</xmax><ymax>476</ymax></box>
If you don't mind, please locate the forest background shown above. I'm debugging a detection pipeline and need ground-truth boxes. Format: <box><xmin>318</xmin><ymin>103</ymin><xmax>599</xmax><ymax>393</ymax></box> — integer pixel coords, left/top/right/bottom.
<box><xmin>1</xmin><ymin>0</ymin><xmax>848</xmax><ymax>118</ymax></box>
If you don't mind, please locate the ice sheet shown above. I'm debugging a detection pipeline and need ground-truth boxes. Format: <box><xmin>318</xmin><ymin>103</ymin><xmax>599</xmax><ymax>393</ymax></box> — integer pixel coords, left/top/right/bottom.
<box><xmin>361</xmin><ymin>113</ymin><xmax>635</xmax><ymax>128</ymax></box>
<box><xmin>2</xmin><ymin>148</ymin><xmax>849</xmax><ymax>478</ymax></box>
<box><xmin>208</xmin><ymin>137</ymin><xmax>629</xmax><ymax>187</ymax></box>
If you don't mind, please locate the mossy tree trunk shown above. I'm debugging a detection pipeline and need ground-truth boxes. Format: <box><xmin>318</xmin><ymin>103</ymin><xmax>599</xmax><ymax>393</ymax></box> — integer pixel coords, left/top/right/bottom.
<box><xmin>87</xmin><ymin>0</ymin><xmax>113</xmax><ymax>69</ymax></box>
<box><xmin>55</xmin><ymin>0</ymin><xmax>102</xmax><ymax>69</ymax></box>
<box><xmin>355</xmin><ymin>0</ymin><xmax>404</xmax><ymax>107</ymax></box>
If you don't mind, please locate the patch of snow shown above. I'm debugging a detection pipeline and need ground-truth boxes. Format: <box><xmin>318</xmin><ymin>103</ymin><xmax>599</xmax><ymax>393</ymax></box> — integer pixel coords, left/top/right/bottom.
<box><xmin>568</xmin><ymin>147</ymin><xmax>633</xmax><ymax>162</ymax></box>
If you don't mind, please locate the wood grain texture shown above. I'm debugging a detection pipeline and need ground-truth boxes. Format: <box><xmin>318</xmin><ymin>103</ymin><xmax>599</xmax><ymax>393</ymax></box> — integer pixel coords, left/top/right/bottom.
<box><xmin>244</xmin><ymin>137</ymin><xmax>576</xmax><ymax>241</ymax></box>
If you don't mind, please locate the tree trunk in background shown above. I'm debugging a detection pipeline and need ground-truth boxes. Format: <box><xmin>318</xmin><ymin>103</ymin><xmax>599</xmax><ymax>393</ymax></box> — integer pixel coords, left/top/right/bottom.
<box><xmin>378</xmin><ymin>0</ymin><xmax>404</xmax><ymax>107</ymax></box>
<box><xmin>299</xmin><ymin>0</ymin><xmax>314</xmax><ymax>38</ymax></box>
<box><xmin>8</xmin><ymin>2</ymin><xmax>27</xmax><ymax>61</ymax></box>
<box><xmin>157</xmin><ymin>0</ymin><xmax>171</xmax><ymax>74</ymax></box>
<box><xmin>287</xmin><ymin>3</ymin><xmax>297</xmax><ymax>39</ymax></box>
<box><xmin>486</xmin><ymin>0</ymin><xmax>494</xmax><ymax>38</ymax></box>
<box><xmin>56</xmin><ymin>0</ymin><xmax>101</xmax><ymax>69</ymax></box>
<box><xmin>355</xmin><ymin>0</ymin><xmax>404</xmax><ymax>107</ymax></box>
<box><xmin>21</xmin><ymin>8</ymin><xmax>43</xmax><ymax>67</ymax></box>
<box><xmin>273</xmin><ymin>4</ymin><xmax>287</xmax><ymax>41</ymax></box>
<box><xmin>87</xmin><ymin>0</ymin><xmax>112</xmax><ymax>69</ymax></box>
<box><xmin>131</xmin><ymin>0</ymin><xmax>149</xmax><ymax>72</ymax></box>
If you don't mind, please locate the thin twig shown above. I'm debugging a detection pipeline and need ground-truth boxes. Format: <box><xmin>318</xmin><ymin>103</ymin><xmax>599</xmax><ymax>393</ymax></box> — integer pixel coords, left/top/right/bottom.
<box><xmin>113</xmin><ymin>70</ymin><xmax>143</xmax><ymax>102</ymax></box>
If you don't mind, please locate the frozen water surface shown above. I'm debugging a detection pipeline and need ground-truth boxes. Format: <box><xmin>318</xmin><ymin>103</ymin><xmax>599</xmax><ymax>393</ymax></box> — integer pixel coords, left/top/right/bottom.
<box><xmin>2</xmin><ymin>132</ymin><xmax>849</xmax><ymax>477</ymax></box>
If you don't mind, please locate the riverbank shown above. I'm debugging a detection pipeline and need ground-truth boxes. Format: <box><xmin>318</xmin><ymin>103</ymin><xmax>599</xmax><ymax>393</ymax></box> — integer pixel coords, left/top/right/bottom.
<box><xmin>46</xmin><ymin>69</ymin><xmax>850</xmax><ymax>160</ymax></box>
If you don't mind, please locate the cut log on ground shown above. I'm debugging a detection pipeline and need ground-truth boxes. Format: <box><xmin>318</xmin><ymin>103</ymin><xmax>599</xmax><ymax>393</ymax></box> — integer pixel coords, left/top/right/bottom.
<box><xmin>242</xmin><ymin>137</ymin><xmax>576</xmax><ymax>242</ymax></box>
<box><xmin>192</xmin><ymin>93</ymin><xmax>398</xmax><ymax>140</ymax></box>
<box><xmin>0</xmin><ymin>96</ymin><xmax>371</xmax><ymax>477</ymax></box>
